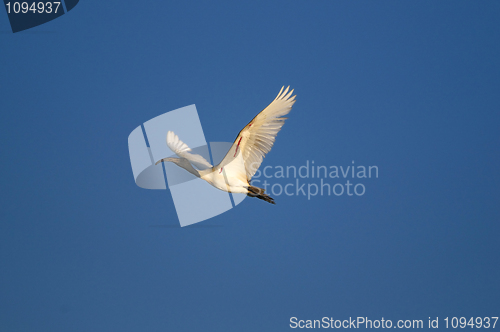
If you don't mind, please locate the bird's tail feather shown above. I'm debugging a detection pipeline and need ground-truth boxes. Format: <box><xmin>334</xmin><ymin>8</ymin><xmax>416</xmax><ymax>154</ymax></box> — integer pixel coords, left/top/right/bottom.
<box><xmin>247</xmin><ymin>185</ymin><xmax>276</xmax><ymax>205</ymax></box>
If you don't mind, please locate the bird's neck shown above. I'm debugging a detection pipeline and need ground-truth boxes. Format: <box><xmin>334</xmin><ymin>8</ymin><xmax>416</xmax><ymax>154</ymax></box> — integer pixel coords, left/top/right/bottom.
<box><xmin>172</xmin><ymin>158</ymin><xmax>201</xmax><ymax>178</ymax></box>
<box><xmin>199</xmin><ymin>168</ymin><xmax>215</xmax><ymax>179</ymax></box>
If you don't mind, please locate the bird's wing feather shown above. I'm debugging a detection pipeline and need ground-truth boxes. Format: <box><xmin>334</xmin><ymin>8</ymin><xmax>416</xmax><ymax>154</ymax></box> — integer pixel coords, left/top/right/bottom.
<box><xmin>166</xmin><ymin>131</ymin><xmax>213</xmax><ymax>170</ymax></box>
<box><xmin>217</xmin><ymin>86</ymin><xmax>296</xmax><ymax>181</ymax></box>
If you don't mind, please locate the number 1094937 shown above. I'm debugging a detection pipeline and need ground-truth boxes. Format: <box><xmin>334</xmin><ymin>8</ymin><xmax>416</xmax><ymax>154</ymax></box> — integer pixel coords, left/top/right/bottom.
<box><xmin>5</xmin><ymin>2</ymin><xmax>61</xmax><ymax>14</ymax></box>
<box><xmin>444</xmin><ymin>317</ymin><xmax>498</xmax><ymax>329</ymax></box>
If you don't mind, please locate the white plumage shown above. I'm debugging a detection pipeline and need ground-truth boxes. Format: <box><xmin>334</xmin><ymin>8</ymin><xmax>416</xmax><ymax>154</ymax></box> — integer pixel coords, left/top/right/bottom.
<box><xmin>156</xmin><ymin>86</ymin><xmax>296</xmax><ymax>204</ymax></box>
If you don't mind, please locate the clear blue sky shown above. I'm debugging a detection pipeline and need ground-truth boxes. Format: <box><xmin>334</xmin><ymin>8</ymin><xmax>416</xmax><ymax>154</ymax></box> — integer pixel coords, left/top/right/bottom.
<box><xmin>1</xmin><ymin>1</ymin><xmax>499</xmax><ymax>331</ymax></box>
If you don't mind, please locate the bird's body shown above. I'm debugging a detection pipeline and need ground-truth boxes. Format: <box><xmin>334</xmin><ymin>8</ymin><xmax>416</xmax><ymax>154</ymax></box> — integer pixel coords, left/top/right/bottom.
<box><xmin>201</xmin><ymin>169</ymin><xmax>248</xmax><ymax>194</ymax></box>
<box><xmin>156</xmin><ymin>86</ymin><xmax>296</xmax><ymax>204</ymax></box>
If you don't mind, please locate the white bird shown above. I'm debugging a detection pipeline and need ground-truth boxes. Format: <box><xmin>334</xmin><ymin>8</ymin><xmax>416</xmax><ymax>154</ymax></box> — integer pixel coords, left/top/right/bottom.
<box><xmin>155</xmin><ymin>86</ymin><xmax>296</xmax><ymax>204</ymax></box>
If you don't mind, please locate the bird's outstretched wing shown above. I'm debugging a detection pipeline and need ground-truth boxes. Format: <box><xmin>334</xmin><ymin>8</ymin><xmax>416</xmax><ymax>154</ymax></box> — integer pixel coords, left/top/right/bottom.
<box><xmin>217</xmin><ymin>86</ymin><xmax>296</xmax><ymax>181</ymax></box>
<box><xmin>157</xmin><ymin>131</ymin><xmax>213</xmax><ymax>170</ymax></box>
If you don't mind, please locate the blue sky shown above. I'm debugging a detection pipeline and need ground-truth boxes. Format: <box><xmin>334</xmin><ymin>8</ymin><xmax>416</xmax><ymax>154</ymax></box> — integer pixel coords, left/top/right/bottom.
<box><xmin>1</xmin><ymin>1</ymin><xmax>499</xmax><ymax>331</ymax></box>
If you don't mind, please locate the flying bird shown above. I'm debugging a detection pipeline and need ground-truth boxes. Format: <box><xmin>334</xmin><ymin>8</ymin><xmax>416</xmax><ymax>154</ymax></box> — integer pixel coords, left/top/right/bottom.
<box><xmin>156</xmin><ymin>86</ymin><xmax>296</xmax><ymax>204</ymax></box>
